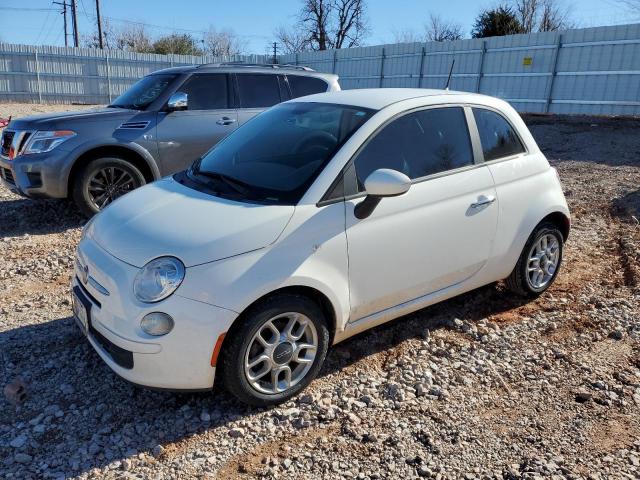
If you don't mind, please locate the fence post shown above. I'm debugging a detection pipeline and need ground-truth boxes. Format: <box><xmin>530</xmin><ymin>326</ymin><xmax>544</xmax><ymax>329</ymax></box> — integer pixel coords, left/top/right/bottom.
<box><xmin>105</xmin><ymin>51</ymin><xmax>112</xmax><ymax>104</ymax></box>
<box><xmin>295</xmin><ymin>53</ymin><xmax>299</xmax><ymax>66</ymax></box>
<box><xmin>545</xmin><ymin>33</ymin><xmax>562</xmax><ymax>113</ymax></box>
<box><xmin>331</xmin><ymin>49</ymin><xmax>337</xmax><ymax>74</ymax></box>
<box><xmin>379</xmin><ymin>47</ymin><xmax>386</xmax><ymax>88</ymax></box>
<box><xmin>418</xmin><ymin>45</ymin><xmax>426</xmax><ymax>88</ymax></box>
<box><xmin>34</xmin><ymin>47</ymin><xmax>42</xmax><ymax>103</ymax></box>
<box><xmin>476</xmin><ymin>40</ymin><xmax>486</xmax><ymax>93</ymax></box>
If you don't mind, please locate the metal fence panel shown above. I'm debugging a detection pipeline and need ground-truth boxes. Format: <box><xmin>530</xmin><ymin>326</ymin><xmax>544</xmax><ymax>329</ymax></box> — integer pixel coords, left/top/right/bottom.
<box><xmin>2</xmin><ymin>24</ymin><xmax>640</xmax><ymax>114</ymax></box>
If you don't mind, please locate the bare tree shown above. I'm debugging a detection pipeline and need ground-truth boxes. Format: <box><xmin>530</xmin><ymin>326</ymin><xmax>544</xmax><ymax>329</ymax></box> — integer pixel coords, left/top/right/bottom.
<box><xmin>392</xmin><ymin>28</ymin><xmax>424</xmax><ymax>44</ymax></box>
<box><xmin>115</xmin><ymin>24</ymin><xmax>154</xmax><ymax>53</ymax></box>
<box><xmin>512</xmin><ymin>0</ymin><xmax>574</xmax><ymax>32</ymax></box>
<box><xmin>203</xmin><ymin>26</ymin><xmax>246</xmax><ymax>57</ymax></box>
<box><xmin>275</xmin><ymin>26</ymin><xmax>311</xmax><ymax>53</ymax></box>
<box><xmin>425</xmin><ymin>14</ymin><xmax>463</xmax><ymax>42</ymax></box>
<box><xmin>83</xmin><ymin>18</ymin><xmax>117</xmax><ymax>49</ymax></box>
<box><xmin>280</xmin><ymin>0</ymin><xmax>368</xmax><ymax>51</ymax></box>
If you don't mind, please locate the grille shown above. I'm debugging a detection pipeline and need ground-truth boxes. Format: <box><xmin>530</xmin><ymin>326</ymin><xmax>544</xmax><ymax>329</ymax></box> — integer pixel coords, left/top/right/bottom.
<box><xmin>1</xmin><ymin>130</ymin><xmax>14</xmax><ymax>157</ymax></box>
<box><xmin>1</xmin><ymin>167</ymin><xmax>14</xmax><ymax>185</ymax></box>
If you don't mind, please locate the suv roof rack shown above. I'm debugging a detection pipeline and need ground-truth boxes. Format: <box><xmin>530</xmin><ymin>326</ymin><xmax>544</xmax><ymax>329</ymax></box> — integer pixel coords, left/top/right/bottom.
<box><xmin>198</xmin><ymin>62</ymin><xmax>315</xmax><ymax>72</ymax></box>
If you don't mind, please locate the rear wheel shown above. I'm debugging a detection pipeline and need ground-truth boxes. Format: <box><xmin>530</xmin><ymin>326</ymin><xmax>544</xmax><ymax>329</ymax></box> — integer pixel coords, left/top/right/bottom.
<box><xmin>72</xmin><ymin>157</ymin><xmax>146</xmax><ymax>216</ymax></box>
<box><xmin>220</xmin><ymin>294</ymin><xmax>329</xmax><ymax>406</ymax></box>
<box><xmin>506</xmin><ymin>222</ymin><xmax>564</xmax><ymax>296</ymax></box>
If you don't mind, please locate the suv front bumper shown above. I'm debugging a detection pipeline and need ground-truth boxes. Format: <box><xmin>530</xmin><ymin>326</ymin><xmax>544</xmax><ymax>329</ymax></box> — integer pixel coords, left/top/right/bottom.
<box><xmin>0</xmin><ymin>149</ymin><xmax>71</xmax><ymax>199</ymax></box>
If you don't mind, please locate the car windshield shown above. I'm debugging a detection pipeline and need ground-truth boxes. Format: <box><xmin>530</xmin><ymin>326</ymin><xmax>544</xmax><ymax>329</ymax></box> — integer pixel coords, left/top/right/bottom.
<box><xmin>191</xmin><ymin>102</ymin><xmax>374</xmax><ymax>204</ymax></box>
<box><xmin>109</xmin><ymin>74</ymin><xmax>177</xmax><ymax>110</ymax></box>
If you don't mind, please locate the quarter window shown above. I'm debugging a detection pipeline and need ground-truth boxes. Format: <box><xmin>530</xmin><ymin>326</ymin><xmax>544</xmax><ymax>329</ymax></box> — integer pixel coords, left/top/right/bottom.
<box><xmin>287</xmin><ymin>75</ymin><xmax>328</xmax><ymax>98</ymax></box>
<box><xmin>472</xmin><ymin>108</ymin><xmax>525</xmax><ymax>161</ymax></box>
<box><xmin>237</xmin><ymin>74</ymin><xmax>281</xmax><ymax>108</ymax></box>
<box><xmin>353</xmin><ymin>107</ymin><xmax>474</xmax><ymax>191</ymax></box>
<box><xmin>179</xmin><ymin>74</ymin><xmax>228</xmax><ymax>110</ymax></box>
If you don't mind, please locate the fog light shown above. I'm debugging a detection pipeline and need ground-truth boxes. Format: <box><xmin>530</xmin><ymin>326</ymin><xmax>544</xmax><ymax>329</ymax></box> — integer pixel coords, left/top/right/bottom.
<box><xmin>140</xmin><ymin>312</ymin><xmax>174</xmax><ymax>336</ymax></box>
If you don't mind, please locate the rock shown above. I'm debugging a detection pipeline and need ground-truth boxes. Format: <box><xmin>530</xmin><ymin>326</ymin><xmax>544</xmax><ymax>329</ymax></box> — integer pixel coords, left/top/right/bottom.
<box><xmin>151</xmin><ymin>445</ymin><xmax>164</xmax><ymax>458</ymax></box>
<box><xmin>10</xmin><ymin>435</ymin><xmax>27</xmax><ymax>448</ymax></box>
<box><xmin>229</xmin><ymin>427</ymin><xmax>245</xmax><ymax>438</ymax></box>
<box><xmin>575</xmin><ymin>391</ymin><xmax>593</xmax><ymax>403</ymax></box>
<box><xmin>200</xmin><ymin>411</ymin><xmax>211</xmax><ymax>422</ymax></box>
<box><xmin>14</xmin><ymin>453</ymin><xmax>33</xmax><ymax>464</ymax></box>
<box><xmin>608</xmin><ymin>329</ymin><xmax>624</xmax><ymax>340</ymax></box>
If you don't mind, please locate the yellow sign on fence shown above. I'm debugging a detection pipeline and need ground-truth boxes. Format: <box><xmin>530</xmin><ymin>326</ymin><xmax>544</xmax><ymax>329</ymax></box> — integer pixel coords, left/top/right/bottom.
<box><xmin>523</xmin><ymin>57</ymin><xmax>533</xmax><ymax>66</ymax></box>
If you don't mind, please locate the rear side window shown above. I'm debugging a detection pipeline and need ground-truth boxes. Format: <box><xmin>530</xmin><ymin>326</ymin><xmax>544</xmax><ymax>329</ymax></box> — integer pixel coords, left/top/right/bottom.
<box><xmin>354</xmin><ymin>107</ymin><xmax>474</xmax><ymax>190</ymax></box>
<box><xmin>472</xmin><ymin>108</ymin><xmax>525</xmax><ymax>161</ymax></box>
<box><xmin>179</xmin><ymin>74</ymin><xmax>228</xmax><ymax>110</ymax></box>
<box><xmin>237</xmin><ymin>74</ymin><xmax>281</xmax><ymax>108</ymax></box>
<box><xmin>287</xmin><ymin>75</ymin><xmax>328</xmax><ymax>98</ymax></box>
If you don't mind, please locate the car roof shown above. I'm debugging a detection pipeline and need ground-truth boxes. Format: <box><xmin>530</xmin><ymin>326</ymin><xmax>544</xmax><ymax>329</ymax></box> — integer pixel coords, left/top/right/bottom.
<box><xmin>288</xmin><ymin>88</ymin><xmax>499</xmax><ymax>110</ymax></box>
<box><xmin>150</xmin><ymin>64</ymin><xmax>338</xmax><ymax>82</ymax></box>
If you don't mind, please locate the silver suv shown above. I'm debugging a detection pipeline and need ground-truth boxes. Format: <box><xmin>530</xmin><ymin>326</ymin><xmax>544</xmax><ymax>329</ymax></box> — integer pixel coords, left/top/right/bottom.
<box><xmin>0</xmin><ymin>63</ymin><xmax>340</xmax><ymax>215</ymax></box>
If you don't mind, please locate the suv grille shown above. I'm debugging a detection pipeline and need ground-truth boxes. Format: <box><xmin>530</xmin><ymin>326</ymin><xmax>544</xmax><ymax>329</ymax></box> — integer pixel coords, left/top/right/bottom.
<box><xmin>1</xmin><ymin>130</ymin><xmax>14</xmax><ymax>157</ymax></box>
<box><xmin>1</xmin><ymin>167</ymin><xmax>15</xmax><ymax>185</ymax></box>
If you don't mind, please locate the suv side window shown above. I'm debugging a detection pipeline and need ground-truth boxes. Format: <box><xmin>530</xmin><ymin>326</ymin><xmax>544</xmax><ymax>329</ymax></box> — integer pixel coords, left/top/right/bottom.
<box><xmin>287</xmin><ymin>75</ymin><xmax>328</xmax><ymax>98</ymax></box>
<box><xmin>179</xmin><ymin>74</ymin><xmax>228</xmax><ymax>110</ymax></box>
<box><xmin>472</xmin><ymin>108</ymin><xmax>525</xmax><ymax>161</ymax></box>
<box><xmin>236</xmin><ymin>74</ymin><xmax>281</xmax><ymax>108</ymax></box>
<box><xmin>353</xmin><ymin>107</ymin><xmax>474</xmax><ymax>191</ymax></box>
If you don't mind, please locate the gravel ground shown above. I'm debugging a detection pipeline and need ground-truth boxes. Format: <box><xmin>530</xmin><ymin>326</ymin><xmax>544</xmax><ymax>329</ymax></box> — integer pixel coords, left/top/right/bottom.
<box><xmin>0</xmin><ymin>106</ymin><xmax>639</xmax><ymax>480</ymax></box>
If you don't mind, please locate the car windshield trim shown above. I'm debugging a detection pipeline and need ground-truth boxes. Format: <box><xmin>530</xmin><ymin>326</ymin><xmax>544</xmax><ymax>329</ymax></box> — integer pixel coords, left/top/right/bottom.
<box><xmin>193</xmin><ymin>102</ymin><xmax>375</xmax><ymax>205</ymax></box>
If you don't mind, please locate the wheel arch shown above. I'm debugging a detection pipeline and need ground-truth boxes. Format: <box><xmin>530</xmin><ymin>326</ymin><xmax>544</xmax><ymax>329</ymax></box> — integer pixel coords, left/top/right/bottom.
<box><xmin>213</xmin><ymin>284</ymin><xmax>338</xmax><ymax>384</ymax></box>
<box><xmin>66</xmin><ymin>144</ymin><xmax>161</xmax><ymax>196</ymax></box>
<box><xmin>538</xmin><ymin>211</ymin><xmax>570</xmax><ymax>241</ymax></box>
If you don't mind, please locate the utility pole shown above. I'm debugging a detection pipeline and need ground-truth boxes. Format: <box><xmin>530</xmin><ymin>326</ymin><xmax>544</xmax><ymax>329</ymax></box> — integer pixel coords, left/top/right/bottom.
<box><xmin>53</xmin><ymin>1</ymin><xmax>68</xmax><ymax>47</ymax></box>
<box><xmin>71</xmin><ymin>0</ymin><xmax>79</xmax><ymax>47</ymax></box>
<box><xmin>95</xmin><ymin>0</ymin><xmax>104</xmax><ymax>49</ymax></box>
<box><xmin>272</xmin><ymin>42</ymin><xmax>278</xmax><ymax>64</ymax></box>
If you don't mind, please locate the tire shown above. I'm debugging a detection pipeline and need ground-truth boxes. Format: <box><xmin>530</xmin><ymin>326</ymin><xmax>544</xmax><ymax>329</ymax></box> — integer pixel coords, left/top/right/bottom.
<box><xmin>506</xmin><ymin>221</ymin><xmax>564</xmax><ymax>297</ymax></box>
<box><xmin>220</xmin><ymin>293</ymin><xmax>330</xmax><ymax>406</ymax></box>
<box><xmin>72</xmin><ymin>157</ymin><xmax>146</xmax><ymax>217</ymax></box>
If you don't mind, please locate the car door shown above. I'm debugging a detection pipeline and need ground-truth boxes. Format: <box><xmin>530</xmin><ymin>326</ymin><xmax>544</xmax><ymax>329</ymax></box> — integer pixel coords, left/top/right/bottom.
<box><xmin>235</xmin><ymin>73</ymin><xmax>288</xmax><ymax>127</ymax></box>
<box><xmin>343</xmin><ymin>106</ymin><xmax>499</xmax><ymax>321</ymax></box>
<box><xmin>156</xmin><ymin>73</ymin><xmax>238</xmax><ymax>175</ymax></box>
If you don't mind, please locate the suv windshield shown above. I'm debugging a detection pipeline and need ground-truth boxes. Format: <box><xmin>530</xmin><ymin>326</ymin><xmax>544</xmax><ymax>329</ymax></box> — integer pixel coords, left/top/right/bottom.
<box><xmin>109</xmin><ymin>74</ymin><xmax>177</xmax><ymax>110</ymax></box>
<box><xmin>190</xmin><ymin>102</ymin><xmax>374</xmax><ymax>204</ymax></box>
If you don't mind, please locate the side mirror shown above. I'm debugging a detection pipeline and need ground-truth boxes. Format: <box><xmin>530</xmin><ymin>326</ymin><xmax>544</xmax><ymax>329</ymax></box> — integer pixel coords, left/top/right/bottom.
<box><xmin>166</xmin><ymin>92</ymin><xmax>188</xmax><ymax>111</ymax></box>
<box><xmin>354</xmin><ymin>168</ymin><xmax>411</xmax><ymax>219</ymax></box>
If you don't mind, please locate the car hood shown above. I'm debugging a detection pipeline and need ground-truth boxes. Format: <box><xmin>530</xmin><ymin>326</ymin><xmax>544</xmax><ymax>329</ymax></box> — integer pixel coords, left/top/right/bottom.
<box><xmin>8</xmin><ymin>107</ymin><xmax>137</xmax><ymax>130</ymax></box>
<box><xmin>87</xmin><ymin>177</ymin><xmax>295</xmax><ymax>268</ymax></box>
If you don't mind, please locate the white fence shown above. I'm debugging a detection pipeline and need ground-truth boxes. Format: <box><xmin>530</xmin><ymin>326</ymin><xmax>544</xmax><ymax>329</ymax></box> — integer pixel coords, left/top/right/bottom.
<box><xmin>0</xmin><ymin>43</ymin><xmax>269</xmax><ymax>105</ymax></box>
<box><xmin>1</xmin><ymin>23</ymin><xmax>640</xmax><ymax>115</ymax></box>
<box><xmin>281</xmin><ymin>23</ymin><xmax>640</xmax><ymax>116</ymax></box>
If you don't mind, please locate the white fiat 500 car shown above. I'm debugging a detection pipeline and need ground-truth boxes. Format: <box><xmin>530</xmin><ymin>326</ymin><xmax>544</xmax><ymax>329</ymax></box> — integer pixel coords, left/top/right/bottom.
<box><xmin>72</xmin><ymin>89</ymin><xmax>569</xmax><ymax>405</ymax></box>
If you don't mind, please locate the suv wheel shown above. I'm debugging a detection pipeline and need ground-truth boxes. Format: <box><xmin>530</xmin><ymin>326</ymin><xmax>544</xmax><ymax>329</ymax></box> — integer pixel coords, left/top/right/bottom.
<box><xmin>221</xmin><ymin>294</ymin><xmax>329</xmax><ymax>406</ymax></box>
<box><xmin>72</xmin><ymin>157</ymin><xmax>146</xmax><ymax>216</ymax></box>
<box><xmin>506</xmin><ymin>221</ymin><xmax>564</xmax><ymax>296</ymax></box>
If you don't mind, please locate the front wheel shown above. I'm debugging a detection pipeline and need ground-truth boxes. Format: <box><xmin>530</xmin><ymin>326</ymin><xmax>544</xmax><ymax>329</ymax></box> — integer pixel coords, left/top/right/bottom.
<box><xmin>220</xmin><ymin>294</ymin><xmax>329</xmax><ymax>406</ymax></box>
<box><xmin>72</xmin><ymin>157</ymin><xmax>146</xmax><ymax>217</ymax></box>
<box><xmin>506</xmin><ymin>221</ymin><xmax>564</xmax><ymax>297</ymax></box>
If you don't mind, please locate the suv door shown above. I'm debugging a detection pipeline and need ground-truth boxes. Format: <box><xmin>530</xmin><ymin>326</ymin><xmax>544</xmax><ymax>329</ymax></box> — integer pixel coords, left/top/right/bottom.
<box><xmin>235</xmin><ymin>73</ymin><xmax>287</xmax><ymax>127</ymax></box>
<box><xmin>343</xmin><ymin>106</ymin><xmax>499</xmax><ymax>321</ymax></box>
<box><xmin>156</xmin><ymin>73</ymin><xmax>238</xmax><ymax>174</ymax></box>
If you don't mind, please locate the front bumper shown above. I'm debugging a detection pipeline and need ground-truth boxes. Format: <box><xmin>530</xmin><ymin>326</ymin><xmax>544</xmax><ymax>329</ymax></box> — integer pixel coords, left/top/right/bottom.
<box><xmin>73</xmin><ymin>237</ymin><xmax>238</xmax><ymax>390</ymax></box>
<box><xmin>0</xmin><ymin>148</ymin><xmax>71</xmax><ymax>199</ymax></box>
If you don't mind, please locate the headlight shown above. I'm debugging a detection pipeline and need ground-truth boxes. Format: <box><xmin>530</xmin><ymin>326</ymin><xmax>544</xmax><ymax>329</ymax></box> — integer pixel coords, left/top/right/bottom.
<box><xmin>23</xmin><ymin>130</ymin><xmax>76</xmax><ymax>155</ymax></box>
<box><xmin>140</xmin><ymin>312</ymin><xmax>174</xmax><ymax>336</ymax></box>
<box><xmin>133</xmin><ymin>257</ymin><xmax>185</xmax><ymax>303</ymax></box>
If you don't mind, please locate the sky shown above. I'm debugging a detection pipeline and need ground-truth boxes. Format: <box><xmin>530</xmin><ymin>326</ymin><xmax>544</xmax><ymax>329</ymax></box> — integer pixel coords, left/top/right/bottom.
<box><xmin>0</xmin><ymin>0</ymin><xmax>638</xmax><ymax>53</ymax></box>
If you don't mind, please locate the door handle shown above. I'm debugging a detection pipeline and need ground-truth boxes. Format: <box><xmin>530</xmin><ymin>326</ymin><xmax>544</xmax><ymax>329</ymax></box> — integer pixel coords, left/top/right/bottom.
<box><xmin>216</xmin><ymin>117</ymin><xmax>237</xmax><ymax>126</ymax></box>
<box><xmin>470</xmin><ymin>195</ymin><xmax>496</xmax><ymax>208</ymax></box>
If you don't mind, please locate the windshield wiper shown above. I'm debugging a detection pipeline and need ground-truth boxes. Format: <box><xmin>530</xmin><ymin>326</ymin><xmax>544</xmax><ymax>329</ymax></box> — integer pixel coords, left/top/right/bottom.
<box><xmin>191</xmin><ymin>168</ymin><xmax>252</xmax><ymax>197</ymax></box>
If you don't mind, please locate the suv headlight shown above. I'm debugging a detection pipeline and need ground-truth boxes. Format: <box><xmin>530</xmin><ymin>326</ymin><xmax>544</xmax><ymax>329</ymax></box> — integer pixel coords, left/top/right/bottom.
<box><xmin>133</xmin><ymin>257</ymin><xmax>185</xmax><ymax>303</ymax></box>
<box><xmin>23</xmin><ymin>130</ymin><xmax>76</xmax><ymax>155</ymax></box>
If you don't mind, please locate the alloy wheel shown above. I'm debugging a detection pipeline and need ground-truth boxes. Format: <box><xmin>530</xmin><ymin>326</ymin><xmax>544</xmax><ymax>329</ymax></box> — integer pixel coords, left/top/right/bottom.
<box><xmin>244</xmin><ymin>312</ymin><xmax>318</xmax><ymax>395</ymax></box>
<box><xmin>526</xmin><ymin>233</ymin><xmax>560</xmax><ymax>290</ymax></box>
<box><xmin>87</xmin><ymin>166</ymin><xmax>138</xmax><ymax>210</ymax></box>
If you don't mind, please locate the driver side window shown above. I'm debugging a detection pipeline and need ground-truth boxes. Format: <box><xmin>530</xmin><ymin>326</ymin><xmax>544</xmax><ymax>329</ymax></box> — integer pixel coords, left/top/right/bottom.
<box><xmin>353</xmin><ymin>107</ymin><xmax>473</xmax><ymax>191</ymax></box>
